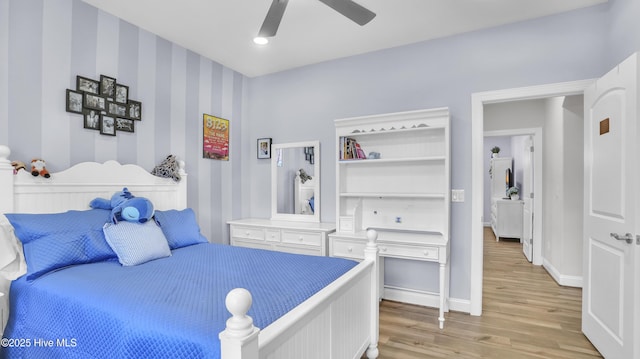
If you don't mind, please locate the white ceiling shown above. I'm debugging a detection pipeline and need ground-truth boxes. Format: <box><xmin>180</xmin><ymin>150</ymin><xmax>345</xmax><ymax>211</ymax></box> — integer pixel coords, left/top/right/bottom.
<box><xmin>81</xmin><ymin>0</ymin><xmax>607</xmax><ymax>78</ymax></box>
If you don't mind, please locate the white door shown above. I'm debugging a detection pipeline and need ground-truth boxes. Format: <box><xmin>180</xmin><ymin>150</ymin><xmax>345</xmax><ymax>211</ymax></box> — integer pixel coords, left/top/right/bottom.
<box><xmin>521</xmin><ymin>135</ymin><xmax>534</xmax><ymax>262</ymax></box>
<box><xmin>583</xmin><ymin>53</ymin><xmax>639</xmax><ymax>358</ymax></box>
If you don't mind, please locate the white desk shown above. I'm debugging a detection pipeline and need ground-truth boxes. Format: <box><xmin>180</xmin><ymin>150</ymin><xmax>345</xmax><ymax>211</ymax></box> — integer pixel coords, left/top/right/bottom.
<box><xmin>329</xmin><ymin>229</ymin><xmax>450</xmax><ymax>329</ymax></box>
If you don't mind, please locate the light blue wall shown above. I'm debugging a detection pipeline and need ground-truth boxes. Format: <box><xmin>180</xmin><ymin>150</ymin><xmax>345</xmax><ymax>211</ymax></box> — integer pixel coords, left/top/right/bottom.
<box><xmin>244</xmin><ymin>1</ymin><xmax>635</xmax><ymax>300</ymax></box>
<box><xmin>0</xmin><ymin>0</ymin><xmax>246</xmax><ymax>243</ymax></box>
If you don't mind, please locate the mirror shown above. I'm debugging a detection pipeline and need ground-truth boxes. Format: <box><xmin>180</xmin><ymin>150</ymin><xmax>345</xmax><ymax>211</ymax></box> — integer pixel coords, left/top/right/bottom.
<box><xmin>271</xmin><ymin>141</ymin><xmax>320</xmax><ymax>222</ymax></box>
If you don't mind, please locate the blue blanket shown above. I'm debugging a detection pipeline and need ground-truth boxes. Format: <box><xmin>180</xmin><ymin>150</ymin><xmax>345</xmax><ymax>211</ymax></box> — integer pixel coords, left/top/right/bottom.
<box><xmin>1</xmin><ymin>244</ymin><xmax>357</xmax><ymax>359</ymax></box>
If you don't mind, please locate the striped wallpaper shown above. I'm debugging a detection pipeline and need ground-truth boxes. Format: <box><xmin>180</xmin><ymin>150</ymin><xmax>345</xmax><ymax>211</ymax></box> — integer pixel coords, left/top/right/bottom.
<box><xmin>0</xmin><ymin>0</ymin><xmax>246</xmax><ymax>243</ymax></box>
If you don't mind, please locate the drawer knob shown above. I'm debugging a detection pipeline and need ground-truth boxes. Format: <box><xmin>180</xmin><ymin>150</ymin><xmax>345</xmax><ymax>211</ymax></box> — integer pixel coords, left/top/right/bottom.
<box><xmin>381</xmin><ymin>247</ymin><xmax>387</xmax><ymax>252</ymax></box>
<box><xmin>299</xmin><ymin>236</ymin><xmax>304</xmax><ymax>241</ymax></box>
<box><xmin>245</xmin><ymin>231</ymin><xmax>250</xmax><ymax>235</ymax></box>
<box><xmin>348</xmin><ymin>247</ymin><xmax>353</xmax><ymax>252</ymax></box>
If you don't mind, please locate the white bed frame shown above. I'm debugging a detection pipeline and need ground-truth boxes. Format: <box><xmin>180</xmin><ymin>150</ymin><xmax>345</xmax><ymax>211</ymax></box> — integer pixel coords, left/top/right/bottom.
<box><xmin>0</xmin><ymin>145</ymin><xmax>380</xmax><ymax>359</ymax></box>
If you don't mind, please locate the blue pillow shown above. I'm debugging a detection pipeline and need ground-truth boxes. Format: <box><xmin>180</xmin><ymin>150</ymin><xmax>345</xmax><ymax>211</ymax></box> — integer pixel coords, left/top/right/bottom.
<box><xmin>5</xmin><ymin>209</ymin><xmax>115</xmax><ymax>280</ymax></box>
<box><xmin>103</xmin><ymin>221</ymin><xmax>171</xmax><ymax>266</ymax></box>
<box><xmin>153</xmin><ymin>208</ymin><xmax>208</xmax><ymax>249</ymax></box>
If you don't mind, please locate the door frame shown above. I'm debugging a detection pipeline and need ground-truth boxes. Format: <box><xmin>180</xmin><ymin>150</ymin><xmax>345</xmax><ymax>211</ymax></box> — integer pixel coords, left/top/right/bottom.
<box><xmin>484</xmin><ymin>128</ymin><xmax>542</xmax><ymax>266</ymax></box>
<box><xmin>470</xmin><ymin>79</ymin><xmax>594</xmax><ymax>315</ymax></box>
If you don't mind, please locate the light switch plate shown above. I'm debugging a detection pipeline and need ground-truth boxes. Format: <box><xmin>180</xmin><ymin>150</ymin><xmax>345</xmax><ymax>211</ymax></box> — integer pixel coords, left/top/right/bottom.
<box><xmin>452</xmin><ymin>189</ymin><xmax>464</xmax><ymax>202</ymax></box>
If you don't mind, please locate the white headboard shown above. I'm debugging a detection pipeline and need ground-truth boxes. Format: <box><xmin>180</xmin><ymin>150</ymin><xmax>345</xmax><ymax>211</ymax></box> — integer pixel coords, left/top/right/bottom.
<box><xmin>0</xmin><ymin>145</ymin><xmax>187</xmax><ymax>215</ymax></box>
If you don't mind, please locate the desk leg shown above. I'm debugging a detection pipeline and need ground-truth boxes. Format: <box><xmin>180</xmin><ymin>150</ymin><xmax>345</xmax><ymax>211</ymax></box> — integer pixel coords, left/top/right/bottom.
<box><xmin>439</xmin><ymin>262</ymin><xmax>445</xmax><ymax>329</ymax></box>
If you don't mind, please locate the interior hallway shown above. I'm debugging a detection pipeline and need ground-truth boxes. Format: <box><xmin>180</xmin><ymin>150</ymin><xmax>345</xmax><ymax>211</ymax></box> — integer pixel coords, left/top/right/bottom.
<box><xmin>371</xmin><ymin>227</ymin><xmax>602</xmax><ymax>358</ymax></box>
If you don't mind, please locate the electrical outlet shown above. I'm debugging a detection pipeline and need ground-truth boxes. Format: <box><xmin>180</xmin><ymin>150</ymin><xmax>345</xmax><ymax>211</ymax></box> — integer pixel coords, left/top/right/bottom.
<box><xmin>452</xmin><ymin>189</ymin><xmax>464</xmax><ymax>202</ymax></box>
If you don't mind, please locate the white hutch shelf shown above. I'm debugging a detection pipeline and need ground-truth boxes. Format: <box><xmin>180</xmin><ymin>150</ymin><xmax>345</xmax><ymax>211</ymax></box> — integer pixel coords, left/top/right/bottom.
<box><xmin>329</xmin><ymin>107</ymin><xmax>451</xmax><ymax>328</ymax></box>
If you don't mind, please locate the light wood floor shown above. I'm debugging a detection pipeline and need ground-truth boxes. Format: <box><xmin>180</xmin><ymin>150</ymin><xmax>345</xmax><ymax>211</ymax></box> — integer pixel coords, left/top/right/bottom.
<box><xmin>371</xmin><ymin>228</ymin><xmax>602</xmax><ymax>358</ymax></box>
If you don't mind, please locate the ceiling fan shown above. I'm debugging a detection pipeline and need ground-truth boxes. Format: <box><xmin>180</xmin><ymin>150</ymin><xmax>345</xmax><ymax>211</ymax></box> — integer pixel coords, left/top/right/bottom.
<box><xmin>256</xmin><ymin>0</ymin><xmax>376</xmax><ymax>39</ymax></box>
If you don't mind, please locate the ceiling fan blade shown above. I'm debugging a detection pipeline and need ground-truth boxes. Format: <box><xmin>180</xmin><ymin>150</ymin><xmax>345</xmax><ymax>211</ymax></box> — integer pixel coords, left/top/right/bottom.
<box><xmin>258</xmin><ymin>0</ymin><xmax>289</xmax><ymax>37</ymax></box>
<box><xmin>317</xmin><ymin>0</ymin><xmax>376</xmax><ymax>26</ymax></box>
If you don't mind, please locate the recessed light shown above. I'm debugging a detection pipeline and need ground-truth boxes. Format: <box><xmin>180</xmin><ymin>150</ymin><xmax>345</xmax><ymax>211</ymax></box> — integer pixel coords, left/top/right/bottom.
<box><xmin>253</xmin><ymin>37</ymin><xmax>269</xmax><ymax>45</ymax></box>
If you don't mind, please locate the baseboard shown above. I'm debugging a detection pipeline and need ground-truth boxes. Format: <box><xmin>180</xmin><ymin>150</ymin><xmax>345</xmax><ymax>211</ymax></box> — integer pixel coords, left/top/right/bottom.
<box><xmin>542</xmin><ymin>259</ymin><xmax>583</xmax><ymax>288</ymax></box>
<box><xmin>383</xmin><ymin>286</ymin><xmax>471</xmax><ymax>314</ymax></box>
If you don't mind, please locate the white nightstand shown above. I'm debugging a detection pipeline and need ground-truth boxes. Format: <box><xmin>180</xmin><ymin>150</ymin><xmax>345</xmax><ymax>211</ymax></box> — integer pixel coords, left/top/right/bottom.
<box><xmin>228</xmin><ymin>218</ymin><xmax>335</xmax><ymax>256</ymax></box>
<box><xmin>491</xmin><ymin>199</ymin><xmax>524</xmax><ymax>241</ymax></box>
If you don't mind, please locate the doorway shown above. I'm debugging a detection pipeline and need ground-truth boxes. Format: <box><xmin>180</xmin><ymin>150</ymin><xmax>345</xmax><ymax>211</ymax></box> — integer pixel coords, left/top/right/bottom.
<box><xmin>483</xmin><ymin>128</ymin><xmax>542</xmax><ymax>265</ymax></box>
<box><xmin>469</xmin><ymin>79</ymin><xmax>593</xmax><ymax>316</ymax></box>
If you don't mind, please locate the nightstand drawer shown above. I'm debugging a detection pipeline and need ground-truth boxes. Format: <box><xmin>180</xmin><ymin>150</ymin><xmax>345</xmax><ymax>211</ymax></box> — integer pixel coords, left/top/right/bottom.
<box><xmin>281</xmin><ymin>231</ymin><xmax>322</xmax><ymax>247</ymax></box>
<box><xmin>231</xmin><ymin>226</ymin><xmax>265</xmax><ymax>241</ymax></box>
<box><xmin>265</xmin><ymin>230</ymin><xmax>281</xmax><ymax>242</ymax></box>
<box><xmin>231</xmin><ymin>238</ymin><xmax>272</xmax><ymax>250</ymax></box>
<box><xmin>330</xmin><ymin>238</ymin><xmax>366</xmax><ymax>260</ymax></box>
<box><xmin>378</xmin><ymin>243</ymin><xmax>439</xmax><ymax>261</ymax></box>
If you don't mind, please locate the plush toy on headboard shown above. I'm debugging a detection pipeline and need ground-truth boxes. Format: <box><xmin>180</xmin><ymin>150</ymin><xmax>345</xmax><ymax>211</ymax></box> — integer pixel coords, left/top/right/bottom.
<box><xmin>90</xmin><ymin>187</ymin><xmax>155</xmax><ymax>224</ymax></box>
<box><xmin>11</xmin><ymin>161</ymin><xmax>26</xmax><ymax>174</ymax></box>
<box><xmin>30</xmin><ymin>159</ymin><xmax>50</xmax><ymax>178</ymax></box>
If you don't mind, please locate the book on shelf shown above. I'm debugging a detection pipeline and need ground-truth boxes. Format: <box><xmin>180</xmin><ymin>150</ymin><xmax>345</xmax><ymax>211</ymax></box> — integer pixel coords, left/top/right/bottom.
<box><xmin>340</xmin><ymin>137</ymin><xmax>367</xmax><ymax>160</ymax></box>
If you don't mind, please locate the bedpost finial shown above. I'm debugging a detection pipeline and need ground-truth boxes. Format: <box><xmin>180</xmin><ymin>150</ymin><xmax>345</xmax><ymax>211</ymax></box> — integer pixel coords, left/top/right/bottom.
<box><xmin>364</xmin><ymin>228</ymin><xmax>378</xmax><ymax>261</ymax></box>
<box><xmin>366</xmin><ymin>228</ymin><xmax>378</xmax><ymax>244</ymax></box>
<box><xmin>0</xmin><ymin>145</ymin><xmax>10</xmax><ymax>162</ymax></box>
<box><xmin>224</xmin><ymin>288</ymin><xmax>255</xmax><ymax>338</ymax></box>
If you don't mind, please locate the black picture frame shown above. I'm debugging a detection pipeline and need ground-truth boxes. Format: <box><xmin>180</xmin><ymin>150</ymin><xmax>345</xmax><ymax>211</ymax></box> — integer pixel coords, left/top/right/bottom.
<box><xmin>100</xmin><ymin>114</ymin><xmax>116</xmax><ymax>136</ymax></box>
<box><xmin>116</xmin><ymin>118</ymin><xmax>135</xmax><ymax>133</ymax></box>
<box><xmin>100</xmin><ymin>75</ymin><xmax>116</xmax><ymax>98</ymax></box>
<box><xmin>66</xmin><ymin>89</ymin><xmax>84</xmax><ymax>114</ymax></box>
<box><xmin>107</xmin><ymin>100</ymin><xmax>127</xmax><ymax>118</ymax></box>
<box><xmin>83</xmin><ymin>109</ymin><xmax>100</xmax><ymax>130</ymax></box>
<box><xmin>83</xmin><ymin>93</ymin><xmax>106</xmax><ymax>111</ymax></box>
<box><xmin>128</xmin><ymin>100</ymin><xmax>141</xmax><ymax>120</ymax></box>
<box><xmin>76</xmin><ymin>76</ymin><xmax>99</xmax><ymax>94</ymax></box>
<box><xmin>257</xmin><ymin>138</ymin><xmax>272</xmax><ymax>159</ymax></box>
<box><xmin>115</xmin><ymin>84</ymin><xmax>129</xmax><ymax>104</ymax></box>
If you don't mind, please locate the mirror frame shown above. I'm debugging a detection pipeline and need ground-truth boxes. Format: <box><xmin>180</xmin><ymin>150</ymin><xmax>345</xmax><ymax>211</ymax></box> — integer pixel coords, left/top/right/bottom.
<box><xmin>271</xmin><ymin>140</ymin><xmax>320</xmax><ymax>222</ymax></box>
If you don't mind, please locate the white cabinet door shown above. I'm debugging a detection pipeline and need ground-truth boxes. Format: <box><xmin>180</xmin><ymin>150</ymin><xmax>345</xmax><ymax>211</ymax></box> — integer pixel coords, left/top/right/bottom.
<box><xmin>582</xmin><ymin>53</ymin><xmax>639</xmax><ymax>359</ymax></box>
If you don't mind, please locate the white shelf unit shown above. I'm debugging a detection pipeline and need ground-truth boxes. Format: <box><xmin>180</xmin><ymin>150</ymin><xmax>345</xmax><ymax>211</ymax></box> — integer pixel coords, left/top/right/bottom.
<box><xmin>335</xmin><ymin>110</ymin><xmax>450</xmax><ymax>235</ymax></box>
<box><xmin>329</xmin><ymin>107</ymin><xmax>451</xmax><ymax>328</ymax></box>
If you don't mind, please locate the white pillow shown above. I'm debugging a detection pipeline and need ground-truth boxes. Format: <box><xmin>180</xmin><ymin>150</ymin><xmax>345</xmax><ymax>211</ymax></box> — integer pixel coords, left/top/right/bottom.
<box><xmin>0</xmin><ymin>214</ymin><xmax>27</xmax><ymax>280</ymax></box>
<box><xmin>103</xmin><ymin>220</ymin><xmax>171</xmax><ymax>266</ymax></box>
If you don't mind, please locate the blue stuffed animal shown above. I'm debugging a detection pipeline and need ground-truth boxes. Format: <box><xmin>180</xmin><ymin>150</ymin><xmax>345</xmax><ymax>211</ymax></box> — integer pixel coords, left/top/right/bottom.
<box><xmin>90</xmin><ymin>187</ymin><xmax>155</xmax><ymax>223</ymax></box>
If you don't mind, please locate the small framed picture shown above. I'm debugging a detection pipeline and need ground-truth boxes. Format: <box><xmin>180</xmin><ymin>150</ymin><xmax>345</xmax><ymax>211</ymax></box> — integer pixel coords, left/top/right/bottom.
<box><xmin>100</xmin><ymin>75</ymin><xmax>116</xmax><ymax>98</ymax></box>
<box><xmin>128</xmin><ymin>100</ymin><xmax>141</xmax><ymax>120</ymax></box>
<box><xmin>76</xmin><ymin>76</ymin><xmax>99</xmax><ymax>94</ymax></box>
<box><xmin>83</xmin><ymin>109</ymin><xmax>101</xmax><ymax>130</ymax></box>
<box><xmin>66</xmin><ymin>89</ymin><xmax>84</xmax><ymax>114</ymax></box>
<box><xmin>115</xmin><ymin>84</ymin><xmax>129</xmax><ymax>104</ymax></box>
<box><xmin>116</xmin><ymin>118</ymin><xmax>135</xmax><ymax>133</ymax></box>
<box><xmin>100</xmin><ymin>114</ymin><xmax>116</xmax><ymax>136</ymax></box>
<box><xmin>107</xmin><ymin>101</ymin><xmax>127</xmax><ymax>117</ymax></box>
<box><xmin>257</xmin><ymin>138</ymin><xmax>272</xmax><ymax>159</ymax></box>
<box><xmin>83</xmin><ymin>93</ymin><xmax>106</xmax><ymax>111</ymax></box>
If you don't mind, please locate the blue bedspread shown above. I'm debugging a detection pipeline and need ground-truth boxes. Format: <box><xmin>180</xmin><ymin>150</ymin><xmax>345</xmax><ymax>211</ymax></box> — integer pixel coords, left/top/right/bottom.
<box><xmin>1</xmin><ymin>244</ymin><xmax>357</xmax><ymax>359</ymax></box>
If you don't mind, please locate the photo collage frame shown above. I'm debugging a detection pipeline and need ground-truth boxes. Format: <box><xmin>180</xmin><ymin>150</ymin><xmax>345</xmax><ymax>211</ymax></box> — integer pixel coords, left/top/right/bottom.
<box><xmin>66</xmin><ymin>75</ymin><xmax>142</xmax><ymax>136</ymax></box>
